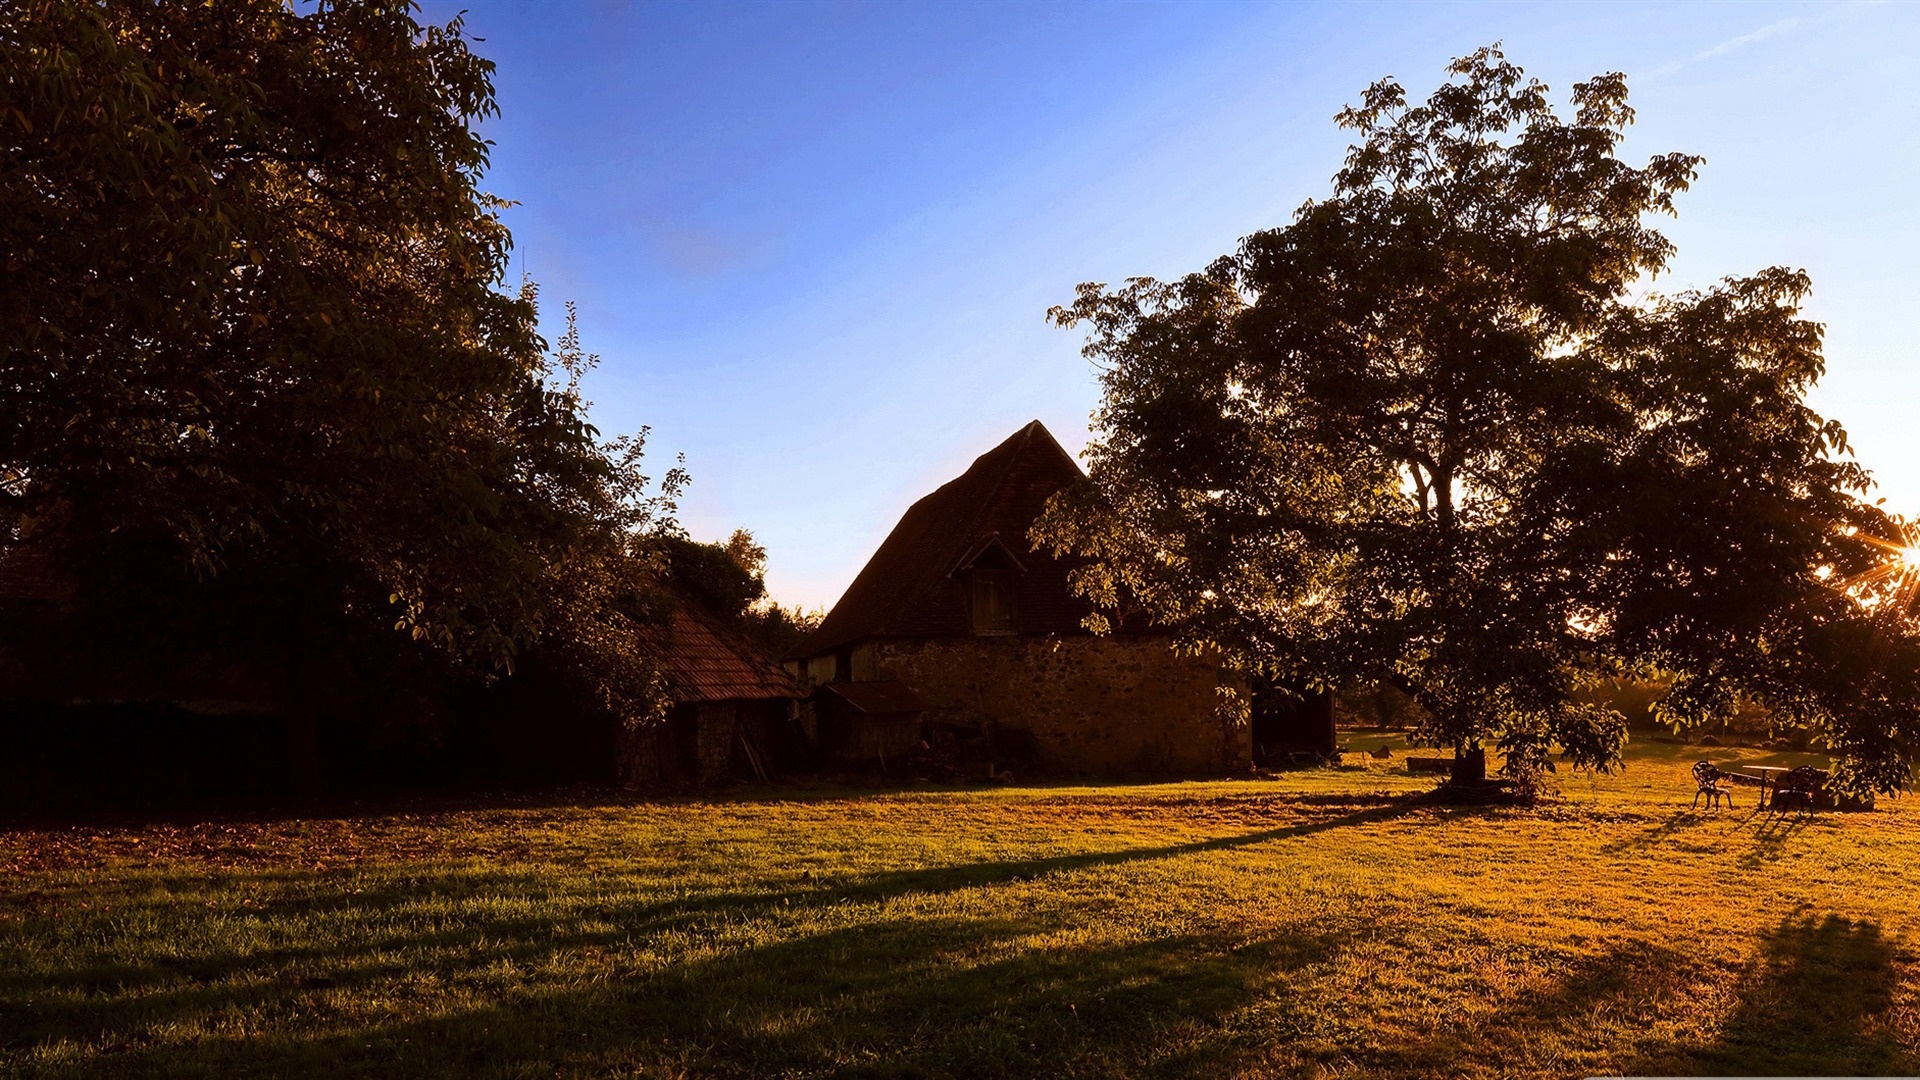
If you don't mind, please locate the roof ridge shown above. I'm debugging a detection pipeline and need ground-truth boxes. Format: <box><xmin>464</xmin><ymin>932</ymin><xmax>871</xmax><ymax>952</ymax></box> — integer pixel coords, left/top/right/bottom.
<box><xmin>785</xmin><ymin>420</ymin><xmax>1090</xmax><ymax>659</ymax></box>
<box><xmin>983</xmin><ymin>421</ymin><xmax>1080</xmax><ymax>555</ymax></box>
<box><xmin>960</xmin><ymin>421</ymin><xmax>1036</xmax><ymax>554</ymax></box>
<box><xmin>857</xmin><ymin>422</ymin><xmax>1040</xmax><ymax>646</ymax></box>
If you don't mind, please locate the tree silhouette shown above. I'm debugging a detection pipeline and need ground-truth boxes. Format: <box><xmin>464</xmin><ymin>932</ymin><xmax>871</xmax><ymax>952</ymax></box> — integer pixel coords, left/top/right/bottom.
<box><xmin>1</xmin><ymin>2</ymin><xmax>678</xmax><ymax>736</ymax></box>
<box><xmin>1039</xmin><ymin>47</ymin><xmax>1916</xmax><ymax>792</ymax></box>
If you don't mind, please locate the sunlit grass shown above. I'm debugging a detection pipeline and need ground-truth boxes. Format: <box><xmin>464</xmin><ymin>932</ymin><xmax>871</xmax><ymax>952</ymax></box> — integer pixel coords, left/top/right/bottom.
<box><xmin>1</xmin><ymin>739</ymin><xmax>1914</xmax><ymax>1077</ymax></box>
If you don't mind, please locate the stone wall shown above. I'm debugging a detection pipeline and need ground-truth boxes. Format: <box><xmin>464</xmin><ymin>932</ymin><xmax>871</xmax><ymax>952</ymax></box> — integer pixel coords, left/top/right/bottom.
<box><xmin>864</xmin><ymin>635</ymin><xmax>1248</xmax><ymax>776</ymax></box>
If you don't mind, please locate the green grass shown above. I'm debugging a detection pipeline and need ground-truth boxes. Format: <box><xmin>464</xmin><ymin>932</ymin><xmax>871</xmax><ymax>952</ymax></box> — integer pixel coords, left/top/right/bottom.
<box><xmin>2</xmin><ymin>738</ymin><xmax>1915</xmax><ymax>1078</ymax></box>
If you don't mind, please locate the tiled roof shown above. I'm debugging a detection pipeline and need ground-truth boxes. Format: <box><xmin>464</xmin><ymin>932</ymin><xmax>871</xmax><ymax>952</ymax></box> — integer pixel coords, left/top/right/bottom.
<box><xmin>787</xmin><ymin>420</ymin><xmax>1097</xmax><ymax>659</ymax></box>
<box><xmin>641</xmin><ymin>605</ymin><xmax>802</xmax><ymax>704</ymax></box>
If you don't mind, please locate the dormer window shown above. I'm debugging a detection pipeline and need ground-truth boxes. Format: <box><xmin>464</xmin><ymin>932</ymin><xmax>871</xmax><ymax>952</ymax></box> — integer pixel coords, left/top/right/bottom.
<box><xmin>951</xmin><ymin>533</ymin><xmax>1024</xmax><ymax>636</ymax></box>
<box><xmin>969</xmin><ymin>568</ymin><xmax>1017</xmax><ymax>635</ymax></box>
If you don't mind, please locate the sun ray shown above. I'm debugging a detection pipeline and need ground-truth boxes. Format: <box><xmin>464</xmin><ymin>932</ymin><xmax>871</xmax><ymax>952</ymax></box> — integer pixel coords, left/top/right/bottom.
<box><xmin>1832</xmin><ymin>528</ymin><xmax>1920</xmax><ymax>621</ymax></box>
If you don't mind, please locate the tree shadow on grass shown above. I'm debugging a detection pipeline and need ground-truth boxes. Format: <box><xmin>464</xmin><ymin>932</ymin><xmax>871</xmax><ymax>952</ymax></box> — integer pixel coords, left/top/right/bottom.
<box><xmin>1324</xmin><ymin>915</ymin><xmax>1913</xmax><ymax>1078</ymax></box>
<box><xmin>1632</xmin><ymin>911</ymin><xmax>1912</xmax><ymax>1077</ymax></box>
<box><xmin>149</xmin><ymin>910</ymin><xmax>1359</xmax><ymax>1068</ymax></box>
<box><xmin>11</xmin><ymin>903</ymin><xmax>1361</xmax><ymax>1078</ymax></box>
<box><xmin>1599</xmin><ymin>809</ymin><xmax>1714</xmax><ymax>854</ymax></box>
<box><xmin>1331</xmin><ymin>939</ymin><xmax>1704</xmax><ymax>1076</ymax></box>
<box><xmin>3</xmin><ymin>797</ymin><xmax>1427</xmax><ymax>1074</ymax></box>
<box><xmin>0</xmin><ymin>773</ymin><xmax>1420</xmax><ymax>832</ymax></box>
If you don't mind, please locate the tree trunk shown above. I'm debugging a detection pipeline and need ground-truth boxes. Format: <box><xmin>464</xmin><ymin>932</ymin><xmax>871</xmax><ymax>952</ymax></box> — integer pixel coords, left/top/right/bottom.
<box><xmin>1450</xmin><ymin>744</ymin><xmax>1486</xmax><ymax>785</ymax></box>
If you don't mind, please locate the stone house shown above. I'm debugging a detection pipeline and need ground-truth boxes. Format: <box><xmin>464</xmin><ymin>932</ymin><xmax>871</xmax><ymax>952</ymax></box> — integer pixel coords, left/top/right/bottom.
<box><xmin>783</xmin><ymin>420</ymin><xmax>1258</xmax><ymax>776</ymax></box>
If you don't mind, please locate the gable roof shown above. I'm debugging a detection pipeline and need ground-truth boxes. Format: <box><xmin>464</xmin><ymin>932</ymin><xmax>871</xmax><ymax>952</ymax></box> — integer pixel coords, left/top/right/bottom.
<box><xmin>640</xmin><ymin>604</ymin><xmax>802</xmax><ymax>703</ymax></box>
<box><xmin>788</xmin><ymin>420</ymin><xmax>1096</xmax><ymax>658</ymax></box>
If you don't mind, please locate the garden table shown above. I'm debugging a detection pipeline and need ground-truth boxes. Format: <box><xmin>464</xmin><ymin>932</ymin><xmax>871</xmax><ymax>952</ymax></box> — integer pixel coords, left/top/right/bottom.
<box><xmin>1739</xmin><ymin>765</ymin><xmax>1793</xmax><ymax>808</ymax></box>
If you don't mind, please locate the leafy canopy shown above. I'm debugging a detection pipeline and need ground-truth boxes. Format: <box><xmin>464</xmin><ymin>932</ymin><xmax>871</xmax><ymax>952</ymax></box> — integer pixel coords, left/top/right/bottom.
<box><xmin>660</xmin><ymin>529</ymin><xmax>822</xmax><ymax>657</ymax></box>
<box><xmin>1039</xmin><ymin>47</ymin><xmax>1917</xmax><ymax>791</ymax></box>
<box><xmin>1</xmin><ymin>1</ymin><xmax>679</xmax><ymax>723</ymax></box>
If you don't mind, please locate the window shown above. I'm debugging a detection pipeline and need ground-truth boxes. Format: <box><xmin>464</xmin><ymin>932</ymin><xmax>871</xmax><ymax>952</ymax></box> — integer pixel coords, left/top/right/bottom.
<box><xmin>970</xmin><ymin>569</ymin><xmax>1017</xmax><ymax>635</ymax></box>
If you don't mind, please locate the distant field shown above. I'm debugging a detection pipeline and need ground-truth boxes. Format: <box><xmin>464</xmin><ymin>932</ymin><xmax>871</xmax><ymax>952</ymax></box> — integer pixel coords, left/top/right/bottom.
<box><xmin>2</xmin><ymin>738</ymin><xmax>1914</xmax><ymax>1078</ymax></box>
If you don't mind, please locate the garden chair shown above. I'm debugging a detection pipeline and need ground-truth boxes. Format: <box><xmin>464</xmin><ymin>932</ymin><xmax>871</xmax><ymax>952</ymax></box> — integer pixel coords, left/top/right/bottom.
<box><xmin>1691</xmin><ymin>760</ymin><xmax>1734</xmax><ymax>810</ymax></box>
<box><xmin>1768</xmin><ymin>765</ymin><xmax>1824</xmax><ymax>815</ymax></box>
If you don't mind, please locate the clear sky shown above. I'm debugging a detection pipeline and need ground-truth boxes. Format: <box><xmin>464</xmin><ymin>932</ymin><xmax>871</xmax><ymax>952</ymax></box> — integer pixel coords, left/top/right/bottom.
<box><xmin>417</xmin><ymin>0</ymin><xmax>1920</xmax><ymax>611</ymax></box>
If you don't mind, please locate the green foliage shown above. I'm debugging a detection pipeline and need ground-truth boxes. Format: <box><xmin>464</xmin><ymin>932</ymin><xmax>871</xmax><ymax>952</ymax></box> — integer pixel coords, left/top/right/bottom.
<box><xmin>662</xmin><ymin>528</ymin><xmax>822</xmax><ymax>656</ymax></box>
<box><xmin>0</xmin><ymin>1</ymin><xmax>681</xmax><ymax>727</ymax></box>
<box><xmin>1336</xmin><ymin>681</ymin><xmax>1428</xmax><ymax>730</ymax></box>
<box><xmin>1039</xmin><ymin>47</ymin><xmax>1918</xmax><ymax>792</ymax></box>
<box><xmin>736</xmin><ymin>598</ymin><xmax>824</xmax><ymax>658</ymax></box>
<box><xmin>664</xmin><ymin>529</ymin><xmax>769</xmax><ymax>619</ymax></box>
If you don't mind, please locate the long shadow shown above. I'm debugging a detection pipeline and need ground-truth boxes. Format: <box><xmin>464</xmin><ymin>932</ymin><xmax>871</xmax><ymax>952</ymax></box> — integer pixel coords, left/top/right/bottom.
<box><xmin>22</xmin><ymin>910</ymin><xmax>1363</xmax><ymax>1078</ymax></box>
<box><xmin>1630</xmin><ymin>912</ymin><xmax>1911</xmax><ymax>1076</ymax></box>
<box><xmin>1736</xmin><ymin>809</ymin><xmax>1814</xmax><ymax>868</ymax></box>
<box><xmin>1599</xmin><ymin>800</ymin><xmax>1816</xmax><ymax>862</ymax></box>
<box><xmin>1343</xmin><ymin>939</ymin><xmax>1700</xmax><ymax>1076</ymax></box>
<box><xmin>1324</xmin><ymin>916</ymin><xmax>1914</xmax><ymax>1078</ymax></box>
<box><xmin>832</xmin><ymin>795</ymin><xmax>1425</xmax><ymax>895</ymax></box>
<box><xmin>0</xmin><ymin>771</ymin><xmax>1408</xmax><ymax>833</ymax></box>
<box><xmin>15</xmin><ymin>809</ymin><xmax>1899</xmax><ymax>1076</ymax></box>
<box><xmin>1</xmin><ymin>796</ymin><xmax>1427</xmax><ymax>1053</ymax></box>
<box><xmin>1599</xmin><ymin>808</ymin><xmax>1711</xmax><ymax>854</ymax></box>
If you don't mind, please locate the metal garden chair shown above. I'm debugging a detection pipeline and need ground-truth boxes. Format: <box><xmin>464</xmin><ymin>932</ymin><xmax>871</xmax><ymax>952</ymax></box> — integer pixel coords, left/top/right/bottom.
<box><xmin>1691</xmin><ymin>760</ymin><xmax>1735</xmax><ymax>810</ymax></box>
<box><xmin>1768</xmin><ymin>765</ymin><xmax>1825</xmax><ymax>815</ymax></box>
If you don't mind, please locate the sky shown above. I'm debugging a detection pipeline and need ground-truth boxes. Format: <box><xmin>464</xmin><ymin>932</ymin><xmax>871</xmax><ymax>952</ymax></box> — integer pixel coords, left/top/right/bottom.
<box><xmin>416</xmin><ymin>0</ymin><xmax>1920</xmax><ymax>611</ymax></box>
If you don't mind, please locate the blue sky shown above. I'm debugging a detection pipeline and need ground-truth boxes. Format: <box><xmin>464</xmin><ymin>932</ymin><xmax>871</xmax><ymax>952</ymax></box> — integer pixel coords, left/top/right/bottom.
<box><xmin>419</xmin><ymin>0</ymin><xmax>1920</xmax><ymax>610</ymax></box>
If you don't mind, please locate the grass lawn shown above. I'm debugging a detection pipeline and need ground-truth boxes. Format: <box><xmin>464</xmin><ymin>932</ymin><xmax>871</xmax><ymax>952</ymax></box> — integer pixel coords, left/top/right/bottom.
<box><xmin>2</xmin><ymin>737</ymin><xmax>1915</xmax><ymax>1078</ymax></box>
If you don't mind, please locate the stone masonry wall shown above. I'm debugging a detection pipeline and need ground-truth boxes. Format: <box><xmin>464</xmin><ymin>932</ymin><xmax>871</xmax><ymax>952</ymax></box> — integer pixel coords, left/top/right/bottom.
<box><xmin>867</xmin><ymin>635</ymin><xmax>1249</xmax><ymax>776</ymax></box>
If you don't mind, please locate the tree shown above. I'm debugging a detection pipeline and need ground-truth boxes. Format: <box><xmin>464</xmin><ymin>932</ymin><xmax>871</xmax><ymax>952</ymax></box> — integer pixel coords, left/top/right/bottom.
<box><xmin>1</xmin><ymin>2</ymin><xmax>677</xmax><ymax>735</ymax></box>
<box><xmin>662</xmin><ymin>528</ymin><xmax>822</xmax><ymax>656</ymax></box>
<box><xmin>665</xmin><ymin>529</ymin><xmax>770</xmax><ymax>621</ymax></box>
<box><xmin>1038</xmin><ymin>47</ymin><xmax>1918</xmax><ymax>794</ymax></box>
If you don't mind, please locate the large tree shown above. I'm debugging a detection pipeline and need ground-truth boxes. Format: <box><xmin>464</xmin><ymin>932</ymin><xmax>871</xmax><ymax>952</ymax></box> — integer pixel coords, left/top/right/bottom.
<box><xmin>1039</xmin><ymin>47</ymin><xmax>1918</xmax><ymax>793</ymax></box>
<box><xmin>1</xmin><ymin>2</ymin><xmax>675</xmax><ymax>730</ymax></box>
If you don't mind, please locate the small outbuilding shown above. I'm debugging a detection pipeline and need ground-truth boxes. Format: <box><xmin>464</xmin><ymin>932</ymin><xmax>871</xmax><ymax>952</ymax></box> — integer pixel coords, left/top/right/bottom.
<box><xmin>813</xmin><ymin>679</ymin><xmax>926</xmax><ymax>767</ymax></box>
<box><xmin>624</xmin><ymin>604</ymin><xmax>805</xmax><ymax>785</ymax></box>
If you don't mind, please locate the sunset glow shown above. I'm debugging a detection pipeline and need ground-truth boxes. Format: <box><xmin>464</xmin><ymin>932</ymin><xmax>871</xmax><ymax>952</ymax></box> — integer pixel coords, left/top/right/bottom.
<box><xmin>1834</xmin><ymin>533</ymin><xmax>1920</xmax><ymax>618</ymax></box>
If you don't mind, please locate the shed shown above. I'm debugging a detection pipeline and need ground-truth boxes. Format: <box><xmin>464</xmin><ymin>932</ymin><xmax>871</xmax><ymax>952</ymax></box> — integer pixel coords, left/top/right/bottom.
<box><xmin>628</xmin><ymin>604</ymin><xmax>805</xmax><ymax>785</ymax></box>
<box><xmin>815</xmin><ymin>679</ymin><xmax>926</xmax><ymax>767</ymax></box>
